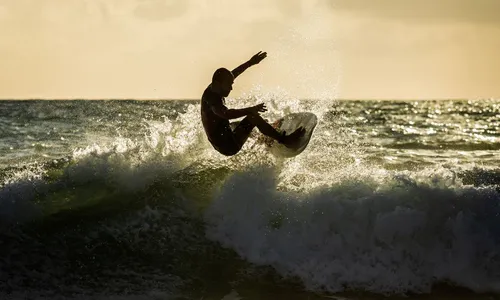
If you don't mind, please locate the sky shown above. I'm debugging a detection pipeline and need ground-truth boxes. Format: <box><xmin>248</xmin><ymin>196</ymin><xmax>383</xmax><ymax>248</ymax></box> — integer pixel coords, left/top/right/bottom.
<box><xmin>0</xmin><ymin>0</ymin><xmax>499</xmax><ymax>100</ymax></box>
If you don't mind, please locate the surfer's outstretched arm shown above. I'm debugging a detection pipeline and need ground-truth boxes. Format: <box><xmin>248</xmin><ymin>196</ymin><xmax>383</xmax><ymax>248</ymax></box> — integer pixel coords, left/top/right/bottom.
<box><xmin>232</xmin><ymin>51</ymin><xmax>267</xmax><ymax>78</ymax></box>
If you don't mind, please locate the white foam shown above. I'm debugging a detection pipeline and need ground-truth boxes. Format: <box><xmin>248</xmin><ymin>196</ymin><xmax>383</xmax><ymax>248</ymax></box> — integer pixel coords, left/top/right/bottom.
<box><xmin>204</xmin><ymin>166</ymin><xmax>500</xmax><ymax>294</ymax></box>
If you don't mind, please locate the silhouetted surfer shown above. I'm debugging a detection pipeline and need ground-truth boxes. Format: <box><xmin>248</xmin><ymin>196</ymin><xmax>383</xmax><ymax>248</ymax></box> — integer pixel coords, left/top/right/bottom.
<box><xmin>201</xmin><ymin>51</ymin><xmax>305</xmax><ymax>156</ymax></box>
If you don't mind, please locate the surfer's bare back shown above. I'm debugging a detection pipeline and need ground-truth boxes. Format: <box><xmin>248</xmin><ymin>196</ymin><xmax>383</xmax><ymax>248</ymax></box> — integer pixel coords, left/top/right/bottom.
<box><xmin>200</xmin><ymin>51</ymin><xmax>305</xmax><ymax>156</ymax></box>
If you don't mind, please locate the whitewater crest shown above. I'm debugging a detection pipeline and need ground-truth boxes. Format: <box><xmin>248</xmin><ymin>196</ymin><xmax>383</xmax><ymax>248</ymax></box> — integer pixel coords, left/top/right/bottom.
<box><xmin>205</xmin><ymin>166</ymin><xmax>500</xmax><ymax>294</ymax></box>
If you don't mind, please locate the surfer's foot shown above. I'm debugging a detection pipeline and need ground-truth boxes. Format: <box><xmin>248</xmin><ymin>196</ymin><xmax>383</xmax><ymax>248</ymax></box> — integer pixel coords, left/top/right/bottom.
<box><xmin>279</xmin><ymin>127</ymin><xmax>305</xmax><ymax>147</ymax></box>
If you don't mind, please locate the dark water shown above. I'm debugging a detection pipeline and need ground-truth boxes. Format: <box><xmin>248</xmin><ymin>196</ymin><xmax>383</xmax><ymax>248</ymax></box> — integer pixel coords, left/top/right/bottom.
<box><xmin>1</xmin><ymin>99</ymin><xmax>499</xmax><ymax>299</ymax></box>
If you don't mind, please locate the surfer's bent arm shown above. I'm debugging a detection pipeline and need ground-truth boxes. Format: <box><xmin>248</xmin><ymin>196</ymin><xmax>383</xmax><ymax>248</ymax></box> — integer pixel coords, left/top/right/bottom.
<box><xmin>211</xmin><ymin>102</ymin><xmax>254</xmax><ymax>120</ymax></box>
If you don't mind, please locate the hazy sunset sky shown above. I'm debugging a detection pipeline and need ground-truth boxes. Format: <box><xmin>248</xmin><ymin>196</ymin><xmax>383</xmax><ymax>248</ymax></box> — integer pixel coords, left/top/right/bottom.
<box><xmin>0</xmin><ymin>0</ymin><xmax>499</xmax><ymax>100</ymax></box>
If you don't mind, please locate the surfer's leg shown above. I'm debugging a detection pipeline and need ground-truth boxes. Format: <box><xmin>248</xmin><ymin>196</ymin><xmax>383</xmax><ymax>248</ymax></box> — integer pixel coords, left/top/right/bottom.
<box><xmin>232</xmin><ymin>117</ymin><xmax>256</xmax><ymax>148</ymax></box>
<box><xmin>245</xmin><ymin>113</ymin><xmax>284</xmax><ymax>141</ymax></box>
<box><xmin>246</xmin><ymin>113</ymin><xmax>306</xmax><ymax>147</ymax></box>
<box><xmin>233</xmin><ymin>113</ymin><xmax>306</xmax><ymax>149</ymax></box>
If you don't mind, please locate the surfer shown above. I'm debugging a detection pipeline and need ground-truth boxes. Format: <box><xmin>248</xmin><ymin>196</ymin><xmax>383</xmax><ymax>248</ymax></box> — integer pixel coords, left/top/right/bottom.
<box><xmin>201</xmin><ymin>51</ymin><xmax>305</xmax><ymax>156</ymax></box>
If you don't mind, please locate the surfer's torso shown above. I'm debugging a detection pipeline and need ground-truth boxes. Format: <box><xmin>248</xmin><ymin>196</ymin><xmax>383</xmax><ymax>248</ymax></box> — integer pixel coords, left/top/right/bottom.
<box><xmin>200</xmin><ymin>85</ymin><xmax>234</xmax><ymax>151</ymax></box>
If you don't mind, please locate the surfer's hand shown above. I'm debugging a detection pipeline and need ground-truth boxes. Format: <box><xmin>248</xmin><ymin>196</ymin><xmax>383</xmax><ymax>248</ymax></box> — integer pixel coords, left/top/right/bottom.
<box><xmin>249</xmin><ymin>51</ymin><xmax>267</xmax><ymax>65</ymax></box>
<box><xmin>249</xmin><ymin>103</ymin><xmax>267</xmax><ymax>113</ymax></box>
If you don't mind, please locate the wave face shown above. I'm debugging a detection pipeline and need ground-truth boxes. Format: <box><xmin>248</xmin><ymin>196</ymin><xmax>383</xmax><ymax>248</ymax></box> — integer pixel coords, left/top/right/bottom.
<box><xmin>1</xmin><ymin>99</ymin><xmax>500</xmax><ymax>299</ymax></box>
<box><xmin>205</xmin><ymin>167</ymin><xmax>500</xmax><ymax>294</ymax></box>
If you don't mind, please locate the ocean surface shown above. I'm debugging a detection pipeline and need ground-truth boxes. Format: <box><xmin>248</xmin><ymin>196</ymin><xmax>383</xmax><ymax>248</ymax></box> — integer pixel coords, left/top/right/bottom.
<box><xmin>1</xmin><ymin>98</ymin><xmax>500</xmax><ymax>299</ymax></box>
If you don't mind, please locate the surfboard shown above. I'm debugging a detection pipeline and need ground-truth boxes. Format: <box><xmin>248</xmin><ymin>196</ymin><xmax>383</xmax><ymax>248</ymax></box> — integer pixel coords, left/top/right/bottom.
<box><xmin>261</xmin><ymin>112</ymin><xmax>318</xmax><ymax>157</ymax></box>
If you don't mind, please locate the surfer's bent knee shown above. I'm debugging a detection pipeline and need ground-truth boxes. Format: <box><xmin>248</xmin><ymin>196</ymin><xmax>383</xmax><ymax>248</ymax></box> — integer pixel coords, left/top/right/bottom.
<box><xmin>219</xmin><ymin>147</ymin><xmax>240</xmax><ymax>156</ymax></box>
<box><xmin>215</xmin><ymin>142</ymin><xmax>241</xmax><ymax>156</ymax></box>
<box><xmin>246</xmin><ymin>112</ymin><xmax>264</xmax><ymax>123</ymax></box>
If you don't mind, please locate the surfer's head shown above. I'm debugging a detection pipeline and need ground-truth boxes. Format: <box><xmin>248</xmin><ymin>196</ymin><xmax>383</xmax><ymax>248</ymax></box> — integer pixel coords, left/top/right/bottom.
<box><xmin>211</xmin><ymin>68</ymin><xmax>234</xmax><ymax>97</ymax></box>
